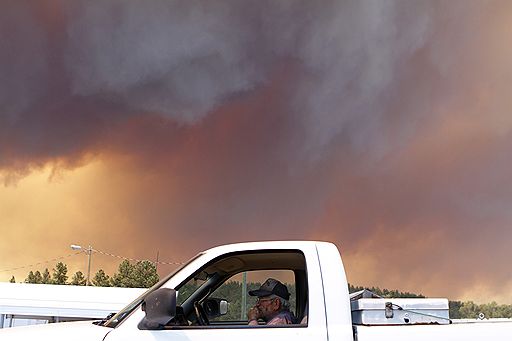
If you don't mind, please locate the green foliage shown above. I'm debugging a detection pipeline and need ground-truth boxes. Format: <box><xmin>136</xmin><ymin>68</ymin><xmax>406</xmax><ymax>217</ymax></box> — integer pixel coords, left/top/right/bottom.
<box><xmin>111</xmin><ymin>260</ymin><xmax>136</xmax><ymax>287</ymax></box>
<box><xmin>348</xmin><ymin>284</ymin><xmax>425</xmax><ymax>298</ymax></box>
<box><xmin>449</xmin><ymin>300</ymin><xmax>463</xmax><ymax>319</ymax></box>
<box><xmin>33</xmin><ymin>270</ymin><xmax>43</xmax><ymax>283</ymax></box>
<box><xmin>25</xmin><ymin>271</ymin><xmax>36</xmax><ymax>284</ymax></box>
<box><xmin>92</xmin><ymin>269</ymin><xmax>111</xmax><ymax>287</ymax></box>
<box><xmin>42</xmin><ymin>268</ymin><xmax>51</xmax><ymax>284</ymax></box>
<box><xmin>211</xmin><ymin>281</ymin><xmax>261</xmax><ymax>321</ymax></box>
<box><xmin>16</xmin><ymin>264</ymin><xmax>512</xmax><ymax>320</ymax></box>
<box><xmin>71</xmin><ymin>271</ymin><xmax>87</xmax><ymax>286</ymax></box>
<box><xmin>133</xmin><ymin>260</ymin><xmax>159</xmax><ymax>288</ymax></box>
<box><xmin>177</xmin><ymin>281</ymin><xmax>204</xmax><ymax>306</ymax></box>
<box><xmin>456</xmin><ymin>301</ymin><xmax>512</xmax><ymax>319</ymax></box>
<box><xmin>26</xmin><ymin>270</ymin><xmax>44</xmax><ymax>284</ymax></box>
<box><xmin>18</xmin><ymin>259</ymin><xmax>158</xmax><ymax>288</ymax></box>
<box><xmin>348</xmin><ymin>284</ymin><xmax>512</xmax><ymax>319</ymax></box>
<box><xmin>110</xmin><ymin>259</ymin><xmax>159</xmax><ymax>288</ymax></box>
<box><xmin>52</xmin><ymin>262</ymin><xmax>68</xmax><ymax>285</ymax></box>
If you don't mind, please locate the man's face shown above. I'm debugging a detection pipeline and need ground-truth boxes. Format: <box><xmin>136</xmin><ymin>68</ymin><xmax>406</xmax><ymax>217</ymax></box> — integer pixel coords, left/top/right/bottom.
<box><xmin>255</xmin><ymin>296</ymin><xmax>280</xmax><ymax>320</ymax></box>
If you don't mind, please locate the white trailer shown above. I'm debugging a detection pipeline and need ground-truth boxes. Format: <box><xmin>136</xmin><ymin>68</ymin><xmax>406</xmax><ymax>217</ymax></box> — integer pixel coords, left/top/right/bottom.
<box><xmin>0</xmin><ymin>283</ymin><xmax>145</xmax><ymax>328</ymax></box>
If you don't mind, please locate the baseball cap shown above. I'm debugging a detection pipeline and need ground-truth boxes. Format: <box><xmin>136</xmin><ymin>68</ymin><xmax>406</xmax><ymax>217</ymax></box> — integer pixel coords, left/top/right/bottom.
<box><xmin>249</xmin><ymin>278</ymin><xmax>290</xmax><ymax>300</ymax></box>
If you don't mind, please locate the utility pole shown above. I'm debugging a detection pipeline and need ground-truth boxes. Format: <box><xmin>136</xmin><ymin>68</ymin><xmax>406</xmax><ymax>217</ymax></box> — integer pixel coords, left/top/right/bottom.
<box><xmin>71</xmin><ymin>244</ymin><xmax>94</xmax><ymax>286</ymax></box>
<box><xmin>241</xmin><ymin>272</ymin><xmax>247</xmax><ymax>320</ymax></box>
<box><xmin>86</xmin><ymin>245</ymin><xmax>92</xmax><ymax>286</ymax></box>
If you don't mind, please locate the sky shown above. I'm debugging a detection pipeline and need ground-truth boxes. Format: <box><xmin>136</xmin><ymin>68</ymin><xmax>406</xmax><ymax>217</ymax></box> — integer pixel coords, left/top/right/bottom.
<box><xmin>1</xmin><ymin>0</ymin><xmax>512</xmax><ymax>304</ymax></box>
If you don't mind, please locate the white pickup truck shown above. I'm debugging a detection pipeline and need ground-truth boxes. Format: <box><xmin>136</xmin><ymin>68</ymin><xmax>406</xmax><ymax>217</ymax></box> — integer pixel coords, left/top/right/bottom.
<box><xmin>1</xmin><ymin>241</ymin><xmax>511</xmax><ymax>340</ymax></box>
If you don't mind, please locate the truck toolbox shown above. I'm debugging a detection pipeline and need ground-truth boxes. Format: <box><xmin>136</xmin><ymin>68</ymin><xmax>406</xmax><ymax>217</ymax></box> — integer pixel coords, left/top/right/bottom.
<box><xmin>351</xmin><ymin>298</ymin><xmax>450</xmax><ymax>325</ymax></box>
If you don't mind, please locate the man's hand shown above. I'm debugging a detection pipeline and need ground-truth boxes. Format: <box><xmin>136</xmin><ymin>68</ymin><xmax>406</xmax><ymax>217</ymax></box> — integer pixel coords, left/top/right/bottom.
<box><xmin>248</xmin><ymin>307</ymin><xmax>261</xmax><ymax>321</ymax></box>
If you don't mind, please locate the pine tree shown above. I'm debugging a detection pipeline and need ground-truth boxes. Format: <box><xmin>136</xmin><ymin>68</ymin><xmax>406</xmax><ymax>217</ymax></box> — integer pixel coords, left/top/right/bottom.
<box><xmin>92</xmin><ymin>269</ymin><xmax>111</xmax><ymax>287</ymax></box>
<box><xmin>111</xmin><ymin>260</ymin><xmax>136</xmax><ymax>287</ymax></box>
<box><xmin>133</xmin><ymin>260</ymin><xmax>159</xmax><ymax>288</ymax></box>
<box><xmin>25</xmin><ymin>271</ymin><xmax>36</xmax><ymax>283</ymax></box>
<box><xmin>110</xmin><ymin>260</ymin><xmax>160</xmax><ymax>288</ymax></box>
<box><xmin>33</xmin><ymin>270</ymin><xmax>43</xmax><ymax>284</ymax></box>
<box><xmin>71</xmin><ymin>271</ymin><xmax>87</xmax><ymax>286</ymax></box>
<box><xmin>42</xmin><ymin>268</ymin><xmax>51</xmax><ymax>284</ymax></box>
<box><xmin>52</xmin><ymin>262</ymin><xmax>68</xmax><ymax>285</ymax></box>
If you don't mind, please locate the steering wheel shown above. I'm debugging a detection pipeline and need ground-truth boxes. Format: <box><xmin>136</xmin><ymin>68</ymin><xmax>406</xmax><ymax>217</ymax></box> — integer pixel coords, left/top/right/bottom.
<box><xmin>194</xmin><ymin>301</ymin><xmax>210</xmax><ymax>326</ymax></box>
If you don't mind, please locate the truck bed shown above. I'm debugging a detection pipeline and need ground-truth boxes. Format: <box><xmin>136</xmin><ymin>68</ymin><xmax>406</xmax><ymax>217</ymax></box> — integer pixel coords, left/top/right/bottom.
<box><xmin>354</xmin><ymin>321</ymin><xmax>512</xmax><ymax>341</ymax></box>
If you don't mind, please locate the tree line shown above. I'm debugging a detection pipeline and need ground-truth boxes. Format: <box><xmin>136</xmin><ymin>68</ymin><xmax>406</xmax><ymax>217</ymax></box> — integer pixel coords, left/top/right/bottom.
<box><xmin>349</xmin><ymin>284</ymin><xmax>426</xmax><ymax>299</ymax></box>
<box><xmin>11</xmin><ymin>259</ymin><xmax>159</xmax><ymax>288</ymax></box>
<box><xmin>349</xmin><ymin>284</ymin><xmax>512</xmax><ymax>319</ymax></box>
<box><xmin>10</xmin><ymin>265</ymin><xmax>512</xmax><ymax>319</ymax></box>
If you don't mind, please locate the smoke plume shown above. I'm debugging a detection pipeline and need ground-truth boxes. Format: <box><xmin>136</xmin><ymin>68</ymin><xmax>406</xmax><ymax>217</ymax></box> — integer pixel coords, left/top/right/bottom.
<box><xmin>1</xmin><ymin>1</ymin><xmax>512</xmax><ymax>302</ymax></box>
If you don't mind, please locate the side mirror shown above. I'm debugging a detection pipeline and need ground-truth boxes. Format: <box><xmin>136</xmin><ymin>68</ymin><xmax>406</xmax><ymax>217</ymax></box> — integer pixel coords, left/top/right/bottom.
<box><xmin>138</xmin><ymin>288</ymin><xmax>177</xmax><ymax>330</ymax></box>
<box><xmin>203</xmin><ymin>298</ymin><xmax>228</xmax><ymax>318</ymax></box>
<box><xmin>220</xmin><ymin>300</ymin><xmax>228</xmax><ymax>315</ymax></box>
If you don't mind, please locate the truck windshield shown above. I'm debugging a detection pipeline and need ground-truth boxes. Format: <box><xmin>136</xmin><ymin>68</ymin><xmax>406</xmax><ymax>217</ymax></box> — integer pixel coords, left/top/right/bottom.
<box><xmin>102</xmin><ymin>252</ymin><xmax>204</xmax><ymax>328</ymax></box>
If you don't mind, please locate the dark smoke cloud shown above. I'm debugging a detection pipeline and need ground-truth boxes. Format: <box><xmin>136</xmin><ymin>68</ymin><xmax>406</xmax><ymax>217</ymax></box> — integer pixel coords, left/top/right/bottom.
<box><xmin>1</xmin><ymin>1</ymin><xmax>512</xmax><ymax>301</ymax></box>
<box><xmin>0</xmin><ymin>2</ymin><xmax>48</xmax><ymax>121</ymax></box>
<box><xmin>1</xmin><ymin>1</ymin><xmax>470</xmax><ymax>171</ymax></box>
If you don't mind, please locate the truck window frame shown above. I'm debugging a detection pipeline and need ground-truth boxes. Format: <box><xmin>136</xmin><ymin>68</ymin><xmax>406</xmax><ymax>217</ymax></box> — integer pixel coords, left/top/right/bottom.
<box><xmin>171</xmin><ymin>249</ymin><xmax>308</xmax><ymax>329</ymax></box>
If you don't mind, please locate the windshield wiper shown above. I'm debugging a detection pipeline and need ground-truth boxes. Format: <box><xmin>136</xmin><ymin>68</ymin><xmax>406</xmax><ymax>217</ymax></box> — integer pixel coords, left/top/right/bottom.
<box><xmin>94</xmin><ymin>312</ymin><xmax>117</xmax><ymax>327</ymax></box>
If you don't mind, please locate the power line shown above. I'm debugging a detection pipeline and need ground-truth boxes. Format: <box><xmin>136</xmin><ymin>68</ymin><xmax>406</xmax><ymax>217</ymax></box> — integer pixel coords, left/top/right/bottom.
<box><xmin>0</xmin><ymin>252</ymin><xmax>81</xmax><ymax>273</ymax></box>
<box><xmin>0</xmin><ymin>249</ymin><xmax>185</xmax><ymax>274</ymax></box>
<box><xmin>93</xmin><ymin>248</ymin><xmax>185</xmax><ymax>265</ymax></box>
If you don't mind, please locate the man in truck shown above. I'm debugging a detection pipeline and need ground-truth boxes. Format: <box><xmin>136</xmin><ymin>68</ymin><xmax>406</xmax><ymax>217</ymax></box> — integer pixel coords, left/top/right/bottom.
<box><xmin>247</xmin><ymin>278</ymin><xmax>296</xmax><ymax>325</ymax></box>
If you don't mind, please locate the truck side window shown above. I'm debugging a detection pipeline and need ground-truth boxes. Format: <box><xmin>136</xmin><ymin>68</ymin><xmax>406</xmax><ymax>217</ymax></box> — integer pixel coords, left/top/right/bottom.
<box><xmin>176</xmin><ymin>276</ymin><xmax>208</xmax><ymax>306</ymax></box>
<box><xmin>175</xmin><ymin>250</ymin><xmax>308</xmax><ymax>328</ymax></box>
